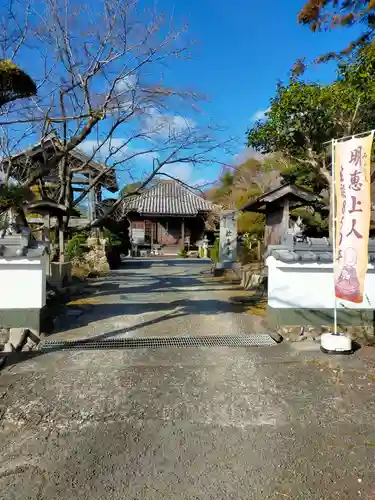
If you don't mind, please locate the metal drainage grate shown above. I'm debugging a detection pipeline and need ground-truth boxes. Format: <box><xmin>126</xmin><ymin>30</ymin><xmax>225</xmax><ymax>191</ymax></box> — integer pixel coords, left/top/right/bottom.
<box><xmin>40</xmin><ymin>334</ymin><xmax>276</xmax><ymax>351</ymax></box>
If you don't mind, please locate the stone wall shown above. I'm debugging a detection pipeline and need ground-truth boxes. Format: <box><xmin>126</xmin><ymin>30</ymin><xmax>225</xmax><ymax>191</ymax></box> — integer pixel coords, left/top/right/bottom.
<box><xmin>72</xmin><ymin>237</ymin><xmax>110</xmax><ymax>277</ymax></box>
<box><xmin>240</xmin><ymin>263</ymin><xmax>267</xmax><ymax>294</ymax></box>
<box><xmin>268</xmin><ymin>308</ymin><xmax>375</xmax><ymax>344</ymax></box>
<box><xmin>276</xmin><ymin>321</ymin><xmax>375</xmax><ymax>344</ymax></box>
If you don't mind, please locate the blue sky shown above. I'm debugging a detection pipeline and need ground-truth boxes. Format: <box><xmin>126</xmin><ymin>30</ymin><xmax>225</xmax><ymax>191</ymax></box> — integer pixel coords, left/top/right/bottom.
<box><xmin>162</xmin><ymin>0</ymin><xmax>359</xmax><ymax>130</ymax></box>
<box><xmin>143</xmin><ymin>0</ymin><xmax>362</xmax><ymax>187</ymax></box>
<box><xmin>5</xmin><ymin>0</ymin><xmax>363</xmax><ymax>195</ymax></box>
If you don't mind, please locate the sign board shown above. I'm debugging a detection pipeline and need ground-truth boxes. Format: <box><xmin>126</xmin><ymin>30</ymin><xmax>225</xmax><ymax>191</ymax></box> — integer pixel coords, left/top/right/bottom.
<box><xmin>334</xmin><ymin>133</ymin><xmax>373</xmax><ymax>304</ymax></box>
<box><xmin>219</xmin><ymin>210</ymin><xmax>238</xmax><ymax>266</ymax></box>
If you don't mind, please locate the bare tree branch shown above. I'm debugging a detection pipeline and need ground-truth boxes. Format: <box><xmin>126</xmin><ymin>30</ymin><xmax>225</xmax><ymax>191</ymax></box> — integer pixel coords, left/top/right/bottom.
<box><xmin>0</xmin><ymin>0</ymin><xmax>233</xmax><ymax>246</ymax></box>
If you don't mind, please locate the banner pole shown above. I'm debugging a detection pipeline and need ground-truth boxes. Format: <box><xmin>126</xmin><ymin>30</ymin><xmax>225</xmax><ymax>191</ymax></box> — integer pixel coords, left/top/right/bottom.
<box><xmin>331</xmin><ymin>139</ymin><xmax>338</xmax><ymax>336</ymax></box>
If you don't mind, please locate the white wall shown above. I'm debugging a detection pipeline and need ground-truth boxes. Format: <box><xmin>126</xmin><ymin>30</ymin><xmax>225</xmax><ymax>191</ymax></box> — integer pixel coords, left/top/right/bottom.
<box><xmin>266</xmin><ymin>255</ymin><xmax>375</xmax><ymax>309</ymax></box>
<box><xmin>0</xmin><ymin>255</ymin><xmax>47</xmax><ymax>309</ymax></box>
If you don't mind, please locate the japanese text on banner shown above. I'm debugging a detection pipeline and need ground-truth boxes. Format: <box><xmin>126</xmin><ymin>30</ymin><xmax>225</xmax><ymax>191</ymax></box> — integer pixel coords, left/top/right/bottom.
<box><xmin>334</xmin><ymin>133</ymin><xmax>373</xmax><ymax>304</ymax></box>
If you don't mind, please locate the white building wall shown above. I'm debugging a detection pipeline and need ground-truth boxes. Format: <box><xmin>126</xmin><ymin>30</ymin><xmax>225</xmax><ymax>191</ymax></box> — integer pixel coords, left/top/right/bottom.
<box><xmin>266</xmin><ymin>255</ymin><xmax>375</xmax><ymax>310</ymax></box>
<box><xmin>0</xmin><ymin>255</ymin><xmax>47</xmax><ymax>309</ymax></box>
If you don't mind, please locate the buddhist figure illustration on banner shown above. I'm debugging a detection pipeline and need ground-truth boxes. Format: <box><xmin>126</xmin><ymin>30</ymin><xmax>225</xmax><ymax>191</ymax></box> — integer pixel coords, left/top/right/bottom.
<box><xmin>335</xmin><ymin>247</ymin><xmax>360</xmax><ymax>300</ymax></box>
<box><xmin>334</xmin><ymin>133</ymin><xmax>373</xmax><ymax>304</ymax></box>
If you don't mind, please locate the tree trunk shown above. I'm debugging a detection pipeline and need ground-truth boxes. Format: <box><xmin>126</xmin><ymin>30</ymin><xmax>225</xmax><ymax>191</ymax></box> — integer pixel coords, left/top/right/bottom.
<box><xmin>57</xmin><ymin>216</ymin><xmax>65</xmax><ymax>263</ymax></box>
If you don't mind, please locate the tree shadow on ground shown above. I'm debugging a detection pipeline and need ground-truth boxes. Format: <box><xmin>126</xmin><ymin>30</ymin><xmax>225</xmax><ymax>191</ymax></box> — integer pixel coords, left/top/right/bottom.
<box><xmin>50</xmin><ymin>258</ymin><xmax>247</xmax><ymax>335</ymax></box>
<box><xmin>1</xmin><ymin>309</ymin><xmax>189</xmax><ymax>370</ymax></box>
<box><xmin>119</xmin><ymin>258</ymin><xmax>209</xmax><ymax>269</ymax></box>
<box><xmin>52</xmin><ymin>297</ymin><xmax>248</xmax><ymax>335</ymax></box>
<box><xmin>228</xmin><ymin>295</ymin><xmax>268</xmax><ymax>318</ymax></box>
<box><xmin>0</xmin><ymin>259</ymin><xmax>248</xmax><ymax>368</ymax></box>
<box><xmin>73</xmin><ymin>270</ymin><xmax>239</xmax><ymax>302</ymax></box>
<box><xmin>1</xmin><ymin>301</ymin><xmax>248</xmax><ymax>369</ymax></box>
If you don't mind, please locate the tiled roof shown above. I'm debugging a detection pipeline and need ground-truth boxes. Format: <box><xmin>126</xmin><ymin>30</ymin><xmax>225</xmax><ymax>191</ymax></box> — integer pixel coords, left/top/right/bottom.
<box><xmin>121</xmin><ymin>180</ymin><xmax>214</xmax><ymax>216</ymax></box>
<box><xmin>2</xmin><ymin>132</ymin><xmax>118</xmax><ymax>193</ymax></box>
<box><xmin>242</xmin><ymin>184</ymin><xmax>319</xmax><ymax>213</ymax></box>
<box><xmin>266</xmin><ymin>231</ymin><xmax>375</xmax><ymax>263</ymax></box>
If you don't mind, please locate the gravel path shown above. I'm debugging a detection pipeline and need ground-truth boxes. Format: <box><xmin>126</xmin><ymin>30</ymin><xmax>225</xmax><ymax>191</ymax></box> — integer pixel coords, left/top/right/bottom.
<box><xmin>2</xmin><ymin>259</ymin><xmax>375</xmax><ymax>499</ymax></box>
<box><xmin>51</xmin><ymin>259</ymin><xmax>266</xmax><ymax>341</ymax></box>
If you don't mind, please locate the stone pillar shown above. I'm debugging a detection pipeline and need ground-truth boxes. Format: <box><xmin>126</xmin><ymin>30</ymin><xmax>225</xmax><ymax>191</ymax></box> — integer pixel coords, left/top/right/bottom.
<box><xmin>59</xmin><ymin>223</ymin><xmax>65</xmax><ymax>263</ymax></box>
<box><xmin>42</xmin><ymin>216</ymin><xmax>50</xmax><ymax>242</ymax></box>
<box><xmin>181</xmin><ymin>218</ymin><xmax>185</xmax><ymax>247</ymax></box>
<box><xmin>88</xmin><ymin>171</ymin><xmax>95</xmax><ymax>224</ymax></box>
<box><xmin>43</xmin><ymin>215</ymin><xmax>51</xmax><ymax>277</ymax></box>
<box><xmin>95</xmin><ymin>186</ymin><xmax>102</xmax><ymax>203</ymax></box>
<box><xmin>218</xmin><ymin>210</ymin><xmax>238</xmax><ymax>269</ymax></box>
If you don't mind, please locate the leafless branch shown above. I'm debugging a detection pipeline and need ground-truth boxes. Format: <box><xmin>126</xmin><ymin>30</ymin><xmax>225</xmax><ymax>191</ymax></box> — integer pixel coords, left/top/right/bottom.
<box><xmin>0</xmin><ymin>0</ymin><xmax>233</xmax><ymax>241</ymax></box>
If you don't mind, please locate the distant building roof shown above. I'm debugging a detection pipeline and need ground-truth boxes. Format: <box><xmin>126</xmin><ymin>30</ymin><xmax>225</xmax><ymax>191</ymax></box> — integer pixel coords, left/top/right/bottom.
<box><xmin>242</xmin><ymin>184</ymin><xmax>319</xmax><ymax>213</ymax></box>
<box><xmin>122</xmin><ymin>180</ymin><xmax>214</xmax><ymax>216</ymax></box>
<box><xmin>1</xmin><ymin>132</ymin><xmax>118</xmax><ymax>193</ymax></box>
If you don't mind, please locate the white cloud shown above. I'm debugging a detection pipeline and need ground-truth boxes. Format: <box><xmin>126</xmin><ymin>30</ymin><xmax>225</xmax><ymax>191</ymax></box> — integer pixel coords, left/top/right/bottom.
<box><xmin>158</xmin><ymin>162</ymin><xmax>211</xmax><ymax>189</ymax></box>
<box><xmin>137</xmin><ymin>151</ymin><xmax>159</xmax><ymax>163</ymax></box>
<box><xmin>190</xmin><ymin>178</ymin><xmax>213</xmax><ymax>190</ymax></box>
<box><xmin>109</xmin><ymin>75</ymin><xmax>139</xmax><ymax>113</ymax></box>
<box><xmin>233</xmin><ymin>147</ymin><xmax>263</xmax><ymax>165</ymax></box>
<box><xmin>78</xmin><ymin>138</ymin><xmax>129</xmax><ymax>162</ymax></box>
<box><xmin>251</xmin><ymin>107</ymin><xmax>270</xmax><ymax>121</ymax></box>
<box><xmin>143</xmin><ymin>107</ymin><xmax>196</xmax><ymax>138</ymax></box>
<box><xmin>80</xmin><ymin>134</ymin><xmax>214</xmax><ymax>187</ymax></box>
<box><xmin>79</xmin><ymin>138</ymin><xmax>213</xmax><ymax>190</ymax></box>
<box><xmin>78</xmin><ymin>139</ymin><xmax>158</xmax><ymax>165</ymax></box>
<box><xmin>115</xmin><ymin>74</ymin><xmax>138</xmax><ymax>93</ymax></box>
<box><xmin>160</xmin><ymin>162</ymin><xmax>193</xmax><ymax>183</ymax></box>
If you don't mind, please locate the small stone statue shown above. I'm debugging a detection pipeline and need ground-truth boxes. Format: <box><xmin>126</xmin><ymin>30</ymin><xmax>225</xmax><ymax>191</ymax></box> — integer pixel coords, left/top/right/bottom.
<box><xmin>202</xmin><ymin>235</ymin><xmax>209</xmax><ymax>259</ymax></box>
<box><xmin>290</xmin><ymin>216</ymin><xmax>304</xmax><ymax>237</ymax></box>
<box><xmin>0</xmin><ymin>207</ymin><xmax>24</xmax><ymax>238</ymax></box>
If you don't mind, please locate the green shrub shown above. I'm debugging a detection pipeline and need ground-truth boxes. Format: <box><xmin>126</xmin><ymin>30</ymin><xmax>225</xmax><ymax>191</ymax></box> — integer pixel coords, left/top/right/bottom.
<box><xmin>0</xmin><ymin>184</ymin><xmax>33</xmax><ymax>209</ymax></box>
<box><xmin>0</xmin><ymin>60</ymin><xmax>37</xmax><ymax>107</ymax></box>
<box><xmin>199</xmin><ymin>246</ymin><xmax>210</xmax><ymax>258</ymax></box>
<box><xmin>65</xmin><ymin>232</ymin><xmax>88</xmax><ymax>261</ymax></box>
<box><xmin>103</xmin><ymin>228</ymin><xmax>122</xmax><ymax>247</ymax></box>
<box><xmin>210</xmin><ymin>237</ymin><xmax>220</xmax><ymax>263</ymax></box>
<box><xmin>178</xmin><ymin>247</ymin><xmax>187</xmax><ymax>257</ymax></box>
<box><xmin>242</xmin><ymin>232</ymin><xmax>258</xmax><ymax>251</ymax></box>
<box><xmin>238</xmin><ymin>244</ymin><xmax>258</xmax><ymax>265</ymax></box>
